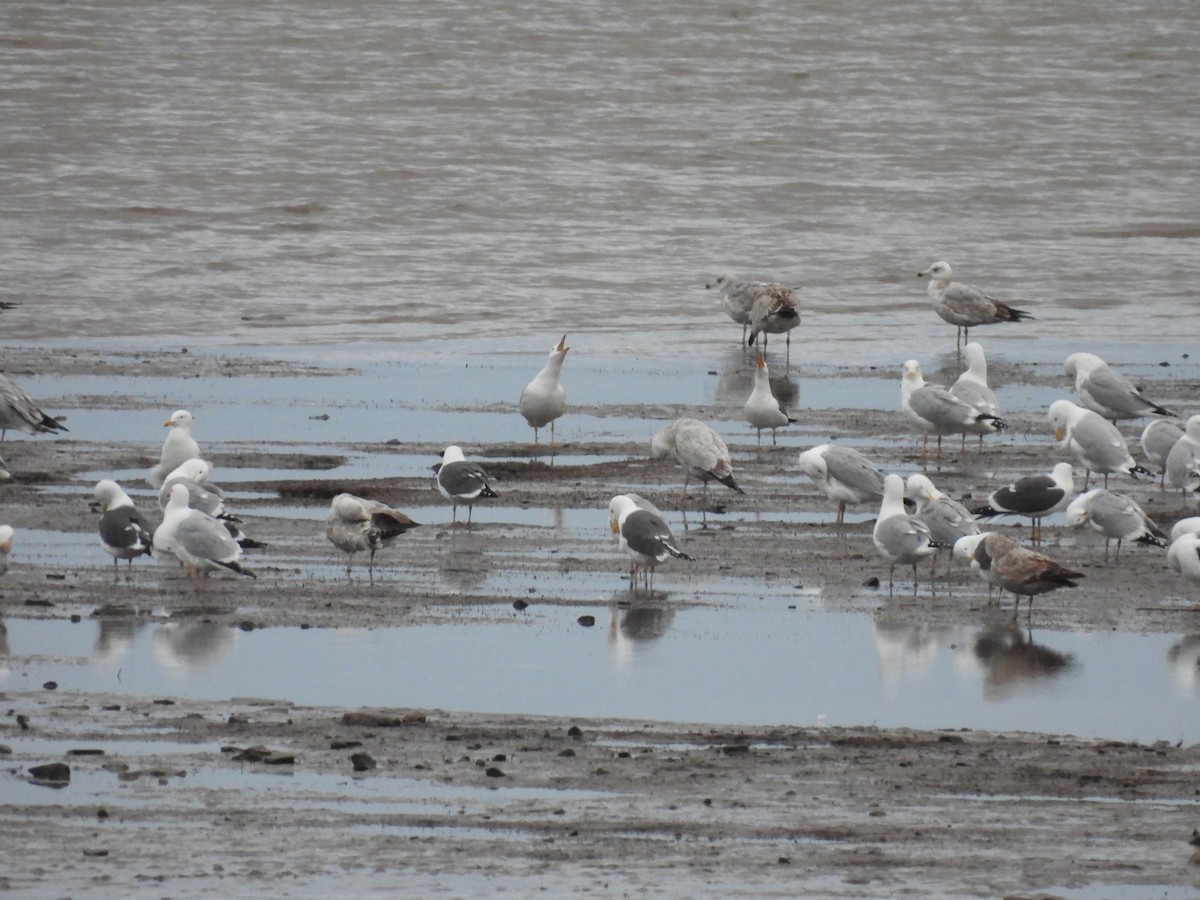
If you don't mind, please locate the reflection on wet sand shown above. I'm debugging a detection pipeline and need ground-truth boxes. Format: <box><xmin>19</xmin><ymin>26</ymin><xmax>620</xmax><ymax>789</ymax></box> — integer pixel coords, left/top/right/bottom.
<box><xmin>973</xmin><ymin>627</ymin><xmax>1075</xmax><ymax>700</ymax></box>
<box><xmin>1167</xmin><ymin>634</ymin><xmax>1200</xmax><ymax>696</ymax></box>
<box><xmin>94</xmin><ymin>611</ymin><xmax>150</xmax><ymax>666</ymax></box>
<box><xmin>0</xmin><ymin>621</ymin><xmax>8</xmax><ymax>676</ymax></box>
<box><xmin>436</xmin><ymin>531</ymin><xmax>492</xmax><ymax>593</ymax></box>
<box><xmin>608</xmin><ymin>594</ymin><xmax>676</xmax><ymax>668</ymax></box>
<box><xmin>153</xmin><ymin>621</ymin><xmax>237</xmax><ymax>670</ymax></box>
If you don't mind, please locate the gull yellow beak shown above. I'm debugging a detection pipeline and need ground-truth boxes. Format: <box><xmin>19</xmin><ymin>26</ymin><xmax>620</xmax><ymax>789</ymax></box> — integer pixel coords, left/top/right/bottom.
<box><xmin>1054</xmin><ymin>427</ymin><xmax>1064</xmax><ymax>441</ymax></box>
<box><xmin>556</xmin><ymin>335</ymin><xmax>569</xmax><ymax>353</ymax></box>
<box><xmin>755</xmin><ymin>355</ymin><xmax>766</xmax><ymax>370</ymax></box>
<box><xmin>163</xmin><ymin>418</ymin><xmax>175</xmax><ymax>426</ymax></box>
<box><xmin>610</xmin><ymin>518</ymin><xmax>619</xmax><ymax>534</ymax></box>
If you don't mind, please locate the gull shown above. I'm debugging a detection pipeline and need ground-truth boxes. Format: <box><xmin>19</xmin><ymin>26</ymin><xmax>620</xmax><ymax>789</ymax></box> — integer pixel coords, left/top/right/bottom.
<box><xmin>435</xmin><ymin>445</ymin><xmax>499</xmax><ymax>525</ymax></box>
<box><xmin>953</xmin><ymin>532</ymin><xmax>1084</xmax><ymax>618</ymax></box>
<box><xmin>158</xmin><ymin>459</ymin><xmax>231</xmax><ymax>519</ymax></box>
<box><xmin>519</xmin><ymin>335</ymin><xmax>569</xmax><ymax>446</ymax></box>
<box><xmin>1165</xmin><ymin>415</ymin><xmax>1200</xmax><ymax>501</ymax></box>
<box><xmin>148</xmin><ymin>410</ymin><xmax>201</xmax><ymax>488</ymax></box>
<box><xmin>744</xmin><ymin>355</ymin><xmax>797</xmax><ymax>445</ymax></box>
<box><xmin>93</xmin><ymin>479</ymin><xmax>155</xmax><ymax>576</ymax></box>
<box><xmin>872</xmin><ymin>473</ymin><xmax>940</xmax><ymax>594</ymax></box>
<box><xmin>1167</xmin><ymin>532</ymin><xmax>1200</xmax><ymax>599</ymax></box>
<box><xmin>917</xmin><ymin>261</ymin><xmax>1032</xmax><ymax>351</ymax></box>
<box><xmin>0</xmin><ymin>450</ymin><xmax>9</xmax><ymax>482</ymax></box>
<box><xmin>326</xmin><ymin>493</ymin><xmax>420</xmax><ymax>573</ymax></box>
<box><xmin>905</xmin><ymin>473</ymin><xmax>980</xmax><ymax>573</ymax></box>
<box><xmin>1049</xmin><ymin>399</ymin><xmax>1150</xmax><ymax>489</ymax></box>
<box><xmin>0</xmin><ymin>525</ymin><xmax>11</xmax><ymax>577</ymax></box>
<box><xmin>747</xmin><ymin>284</ymin><xmax>800</xmax><ymax>365</ymax></box>
<box><xmin>153</xmin><ymin>483</ymin><xmax>255</xmax><ymax>581</ymax></box>
<box><xmin>1141</xmin><ymin>419</ymin><xmax>1184</xmax><ymax>487</ymax></box>
<box><xmin>798</xmin><ymin>444</ymin><xmax>885</xmax><ymax>532</ymax></box>
<box><xmin>706</xmin><ymin>273</ymin><xmax>758</xmax><ymax>344</ymax></box>
<box><xmin>0</xmin><ymin>372</ymin><xmax>68</xmax><ymax>442</ymax></box>
<box><xmin>608</xmin><ymin>493</ymin><xmax>694</xmax><ymax>590</ymax></box>
<box><xmin>651</xmin><ymin>418</ymin><xmax>744</xmax><ymax>503</ymax></box>
<box><xmin>1171</xmin><ymin>517</ymin><xmax>1200</xmax><ymax>541</ymax></box>
<box><xmin>949</xmin><ymin>342</ymin><xmax>1001</xmax><ymax>448</ymax></box>
<box><xmin>972</xmin><ymin>462</ymin><xmax>1075</xmax><ymax>543</ymax></box>
<box><xmin>1065</xmin><ymin>488</ymin><xmax>1167</xmax><ymax>560</ymax></box>
<box><xmin>901</xmin><ymin>359</ymin><xmax>1006</xmax><ymax>456</ymax></box>
<box><xmin>1064</xmin><ymin>352</ymin><xmax>1174</xmax><ymax>423</ymax></box>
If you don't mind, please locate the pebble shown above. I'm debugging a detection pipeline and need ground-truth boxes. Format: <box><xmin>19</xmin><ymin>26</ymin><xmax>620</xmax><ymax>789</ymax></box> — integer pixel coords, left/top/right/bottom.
<box><xmin>350</xmin><ymin>753</ymin><xmax>377</xmax><ymax>772</ymax></box>
<box><xmin>28</xmin><ymin>762</ymin><xmax>71</xmax><ymax>786</ymax></box>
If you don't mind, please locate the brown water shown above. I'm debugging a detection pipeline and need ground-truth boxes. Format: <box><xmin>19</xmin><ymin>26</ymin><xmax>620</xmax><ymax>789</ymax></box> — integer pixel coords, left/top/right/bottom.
<box><xmin>1</xmin><ymin>0</ymin><xmax>1198</xmax><ymax>364</ymax></box>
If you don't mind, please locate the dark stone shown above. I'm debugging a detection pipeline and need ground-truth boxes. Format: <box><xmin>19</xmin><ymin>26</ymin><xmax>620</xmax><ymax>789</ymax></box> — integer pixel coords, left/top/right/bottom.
<box><xmin>492</xmin><ymin>754</ymin><xmax>506</xmax><ymax>762</ymax></box>
<box><xmin>557</xmin><ymin>749</ymin><xmax>576</xmax><ymax>758</ymax></box>
<box><xmin>341</xmin><ymin>711</ymin><xmax>426</xmax><ymax>728</ymax></box>
<box><xmin>152</xmin><ymin>699</ymin><xmax>175</xmax><ymax>706</ymax></box>
<box><xmin>863</xmin><ymin>576</ymin><xmax>880</xmax><ymax>588</ymax></box>
<box><xmin>567</xmin><ymin>725</ymin><xmax>583</xmax><ymax>738</ymax></box>
<box><xmin>577</xmin><ymin>615</ymin><xmax>595</xmax><ymax>627</ymax></box>
<box><xmin>83</xmin><ymin>849</ymin><xmax>109</xmax><ymax>858</ymax></box>
<box><xmin>351</xmin><ymin>753</ymin><xmax>377</xmax><ymax>772</ymax></box>
<box><xmin>43</xmin><ymin>682</ymin><xmax>58</xmax><ymax>690</ymax></box>
<box><xmin>512</xmin><ymin>599</ymin><xmax>529</xmax><ymax>611</ymax></box>
<box><xmin>330</xmin><ymin>740</ymin><xmax>362</xmax><ymax>750</ymax></box>
<box><xmin>485</xmin><ymin>767</ymin><xmax>505</xmax><ymax>778</ymax></box>
<box><xmin>28</xmin><ymin>762</ymin><xmax>70</xmax><ymax>785</ymax></box>
<box><xmin>68</xmin><ymin>748</ymin><xmax>104</xmax><ymax>756</ymax></box>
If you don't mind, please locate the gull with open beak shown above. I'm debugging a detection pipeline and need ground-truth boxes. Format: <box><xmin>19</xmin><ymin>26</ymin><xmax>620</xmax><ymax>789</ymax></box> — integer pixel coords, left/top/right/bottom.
<box><xmin>519</xmin><ymin>335</ymin><xmax>569</xmax><ymax>446</ymax></box>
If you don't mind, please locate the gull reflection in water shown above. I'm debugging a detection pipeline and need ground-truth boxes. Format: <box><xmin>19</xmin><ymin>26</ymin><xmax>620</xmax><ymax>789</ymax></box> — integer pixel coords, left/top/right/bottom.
<box><xmin>436</xmin><ymin>530</ymin><xmax>492</xmax><ymax>594</ymax></box>
<box><xmin>1167</xmin><ymin>634</ymin><xmax>1200</xmax><ymax>697</ymax></box>
<box><xmin>94</xmin><ymin>612</ymin><xmax>150</xmax><ymax>667</ymax></box>
<box><xmin>0</xmin><ymin>621</ymin><xmax>9</xmax><ymax>676</ymax></box>
<box><xmin>608</xmin><ymin>593</ymin><xmax>676</xmax><ymax>668</ymax></box>
<box><xmin>973</xmin><ymin>626</ymin><xmax>1074</xmax><ymax>700</ymax></box>
<box><xmin>153</xmin><ymin>621</ymin><xmax>237</xmax><ymax>671</ymax></box>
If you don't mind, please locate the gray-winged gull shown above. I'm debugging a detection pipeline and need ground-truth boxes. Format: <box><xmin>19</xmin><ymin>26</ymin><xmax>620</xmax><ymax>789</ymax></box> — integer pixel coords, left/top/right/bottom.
<box><xmin>153</xmin><ymin>483</ymin><xmax>255</xmax><ymax>580</ymax></box>
<box><xmin>972</xmin><ymin>462</ymin><xmax>1075</xmax><ymax>543</ymax></box>
<box><xmin>0</xmin><ymin>524</ymin><xmax>11</xmax><ymax>576</ymax></box>
<box><xmin>1048</xmin><ymin>399</ymin><xmax>1150</xmax><ymax>488</ymax></box>
<box><xmin>1167</xmin><ymin>532</ymin><xmax>1200</xmax><ymax>598</ymax></box>
<box><xmin>917</xmin><ymin>261</ymin><xmax>1032</xmax><ymax>351</ymax></box>
<box><xmin>435</xmin><ymin>445</ymin><xmax>499</xmax><ymax>525</ymax></box>
<box><xmin>904</xmin><ymin>473</ymin><xmax>980</xmax><ymax>573</ymax></box>
<box><xmin>147</xmin><ymin>410</ymin><xmax>201</xmax><ymax>488</ymax></box>
<box><xmin>1064</xmin><ymin>352</ymin><xmax>1174</xmax><ymax>422</ymax></box>
<box><xmin>609</xmin><ymin>493</ymin><xmax>694</xmax><ymax>590</ymax></box>
<box><xmin>901</xmin><ymin>359</ymin><xmax>1006</xmax><ymax>455</ymax></box>
<box><xmin>1064</xmin><ymin>488</ymin><xmax>1167</xmax><ymax>560</ymax></box>
<box><xmin>519</xmin><ymin>335</ymin><xmax>569</xmax><ymax>446</ymax></box>
<box><xmin>0</xmin><ymin>372</ymin><xmax>68</xmax><ymax>442</ymax></box>
<box><xmin>651</xmin><ymin>418</ymin><xmax>744</xmax><ymax>502</ymax></box>
<box><xmin>326</xmin><ymin>492</ymin><xmax>420</xmax><ymax>572</ymax></box>
<box><xmin>1141</xmin><ymin>419</ymin><xmax>1184</xmax><ymax>486</ymax></box>
<box><xmin>1164</xmin><ymin>415</ymin><xmax>1200</xmax><ymax>499</ymax></box>
<box><xmin>158</xmin><ymin>459</ymin><xmax>229</xmax><ymax>518</ymax></box>
<box><xmin>93</xmin><ymin>479</ymin><xmax>155</xmax><ymax>575</ymax></box>
<box><xmin>953</xmin><ymin>532</ymin><xmax>1083</xmax><ymax>618</ymax></box>
<box><xmin>1171</xmin><ymin>517</ymin><xmax>1200</xmax><ymax>541</ymax></box>
<box><xmin>797</xmin><ymin>443</ymin><xmax>885</xmax><ymax>531</ymax></box>
<box><xmin>744</xmin><ymin>355</ymin><xmax>797</xmax><ymax>445</ymax></box>
<box><xmin>872</xmin><ymin>473</ymin><xmax>940</xmax><ymax>593</ymax></box>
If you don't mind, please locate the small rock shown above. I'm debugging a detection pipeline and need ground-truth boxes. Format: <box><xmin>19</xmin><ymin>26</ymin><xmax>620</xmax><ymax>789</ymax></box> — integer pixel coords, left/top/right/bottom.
<box><xmin>28</xmin><ymin>762</ymin><xmax>70</xmax><ymax>785</ymax></box>
<box><xmin>350</xmin><ymin>753</ymin><xmax>377</xmax><ymax>772</ymax></box>
<box><xmin>83</xmin><ymin>849</ymin><xmax>108</xmax><ymax>858</ymax></box>
<box><xmin>262</xmin><ymin>752</ymin><xmax>295</xmax><ymax>766</ymax></box>
<box><xmin>227</xmin><ymin>714</ymin><xmax>250</xmax><ymax>726</ymax></box>
<box><xmin>512</xmin><ymin>599</ymin><xmax>529</xmax><ymax>611</ymax></box>
<box><xmin>0</xmin><ymin>744</ymin><xmax>11</xmax><ymax>755</ymax></box>
<box><xmin>557</xmin><ymin>749</ymin><xmax>576</xmax><ymax>758</ymax></box>
<box><xmin>567</xmin><ymin>725</ymin><xmax>583</xmax><ymax>738</ymax></box>
<box><xmin>152</xmin><ymin>699</ymin><xmax>175</xmax><ymax>706</ymax></box>
<box><xmin>341</xmin><ymin>711</ymin><xmax>426</xmax><ymax>728</ymax></box>
<box><xmin>863</xmin><ymin>576</ymin><xmax>880</xmax><ymax>588</ymax></box>
<box><xmin>577</xmin><ymin>615</ymin><xmax>595</xmax><ymax>627</ymax></box>
<box><xmin>97</xmin><ymin>808</ymin><xmax>109</xmax><ymax>820</ymax></box>
<box><xmin>68</xmin><ymin>748</ymin><xmax>104</xmax><ymax>756</ymax></box>
<box><xmin>331</xmin><ymin>740</ymin><xmax>362</xmax><ymax>750</ymax></box>
<box><xmin>485</xmin><ymin>767</ymin><xmax>505</xmax><ymax>778</ymax></box>
<box><xmin>492</xmin><ymin>754</ymin><xmax>507</xmax><ymax>762</ymax></box>
<box><xmin>16</xmin><ymin>714</ymin><xmax>30</xmax><ymax>730</ymax></box>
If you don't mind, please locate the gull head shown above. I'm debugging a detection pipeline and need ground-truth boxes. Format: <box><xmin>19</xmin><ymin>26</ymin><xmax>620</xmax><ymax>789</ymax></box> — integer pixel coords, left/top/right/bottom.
<box><xmin>705</xmin><ymin>272</ymin><xmax>736</xmax><ymax>291</ymax></box>
<box><xmin>165</xmin><ymin>409</ymin><xmax>194</xmax><ymax>429</ymax></box>
<box><xmin>917</xmin><ymin>261</ymin><xmax>952</xmax><ymax>283</ymax></box>
<box><xmin>953</xmin><ymin>533</ymin><xmax>986</xmax><ymax>563</ymax></box>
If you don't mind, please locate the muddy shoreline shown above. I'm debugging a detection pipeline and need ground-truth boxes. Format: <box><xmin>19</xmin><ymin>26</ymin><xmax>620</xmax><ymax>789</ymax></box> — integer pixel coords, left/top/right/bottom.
<box><xmin>2</xmin><ymin>345</ymin><xmax>1200</xmax><ymax>896</ymax></box>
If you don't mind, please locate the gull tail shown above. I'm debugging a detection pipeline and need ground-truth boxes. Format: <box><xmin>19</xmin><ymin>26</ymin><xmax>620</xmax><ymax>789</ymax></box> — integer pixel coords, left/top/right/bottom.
<box><xmin>997</xmin><ymin>302</ymin><xmax>1034</xmax><ymax>322</ymax></box>
<box><xmin>977</xmin><ymin>413</ymin><xmax>1007</xmax><ymax>432</ymax></box>
<box><xmin>716</xmin><ymin>473</ymin><xmax>746</xmax><ymax>494</ymax></box>
<box><xmin>221</xmin><ymin>561</ymin><xmax>257</xmax><ymax>579</ymax></box>
<box><xmin>665</xmin><ymin>543</ymin><xmax>695</xmax><ymax>562</ymax></box>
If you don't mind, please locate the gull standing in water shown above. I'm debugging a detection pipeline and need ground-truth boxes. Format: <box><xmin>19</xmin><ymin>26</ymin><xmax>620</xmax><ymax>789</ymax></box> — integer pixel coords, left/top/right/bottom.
<box><xmin>917</xmin><ymin>261</ymin><xmax>1032</xmax><ymax>351</ymax></box>
<box><xmin>953</xmin><ymin>532</ymin><xmax>1083</xmax><ymax>618</ymax></box>
<box><xmin>608</xmin><ymin>493</ymin><xmax>694</xmax><ymax>590</ymax></box>
<box><xmin>1065</xmin><ymin>488</ymin><xmax>1167</xmax><ymax>560</ymax></box>
<box><xmin>1141</xmin><ymin>419</ymin><xmax>1184</xmax><ymax>486</ymax></box>
<box><xmin>326</xmin><ymin>493</ymin><xmax>420</xmax><ymax>573</ymax></box>
<box><xmin>972</xmin><ymin>462</ymin><xmax>1075</xmax><ymax>543</ymax></box>
<box><xmin>1164</xmin><ymin>415</ymin><xmax>1200</xmax><ymax>502</ymax></box>
<box><xmin>706</xmin><ymin>273</ymin><xmax>758</xmax><ymax>345</ymax></box>
<box><xmin>1064</xmin><ymin>352</ymin><xmax>1174</xmax><ymax>423</ymax></box>
<box><xmin>872</xmin><ymin>473</ymin><xmax>940</xmax><ymax>594</ymax></box>
<box><xmin>153</xmin><ymin>483</ymin><xmax>255</xmax><ymax>581</ymax></box>
<box><xmin>651</xmin><ymin>418</ymin><xmax>744</xmax><ymax>503</ymax></box>
<box><xmin>519</xmin><ymin>335</ymin><xmax>569</xmax><ymax>446</ymax></box>
<box><xmin>1048</xmin><ymin>399</ymin><xmax>1150</xmax><ymax>488</ymax></box>
<box><xmin>434</xmin><ymin>445</ymin><xmax>499</xmax><ymax>525</ymax></box>
<box><xmin>0</xmin><ymin>372</ymin><xmax>68</xmax><ymax>442</ymax></box>
<box><xmin>744</xmin><ymin>355</ymin><xmax>797</xmax><ymax>446</ymax></box>
<box><xmin>148</xmin><ymin>410</ymin><xmax>202</xmax><ymax>488</ymax></box>
<box><xmin>93</xmin><ymin>479</ymin><xmax>155</xmax><ymax>577</ymax></box>
<box><xmin>746</xmin><ymin>284</ymin><xmax>800</xmax><ymax>366</ymax></box>
<box><xmin>797</xmin><ymin>444</ymin><xmax>885</xmax><ymax>533</ymax></box>
<box><xmin>901</xmin><ymin>359</ymin><xmax>1006</xmax><ymax>456</ymax></box>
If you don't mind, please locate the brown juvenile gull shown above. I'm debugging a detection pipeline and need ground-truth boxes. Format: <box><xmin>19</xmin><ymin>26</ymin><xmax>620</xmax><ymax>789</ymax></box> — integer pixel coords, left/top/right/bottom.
<box><xmin>93</xmin><ymin>479</ymin><xmax>155</xmax><ymax>576</ymax></box>
<box><xmin>743</xmin><ymin>355</ymin><xmax>797</xmax><ymax>446</ymax></box>
<box><xmin>519</xmin><ymin>335</ymin><xmax>569</xmax><ymax>446</ymax></box>
<box><xmin>917</xmin><ymin>261</ymin><xmax>1032</xmax><ymax>351</ymax></box>
<box><xmin>0</xmin><ymin>372</ymin><xmax>68</xmax><ymax>442</ymax></box>
<box><xmin>1064</xmin><ymin>488</ymin><xmax>1167</xmax><ymax>560</ymax></box>
<box><xmin>797</xmin><ymin>443</ymin><xmax>885</xmax><ymax>532</ymax></box>
<box><xmin>1064</xmin><ymin>352</ymin><xmax>1174</xmax><ymax>423</ymax></box>
<box><xmin>746</xmin><ymin>283</ymin><xmax>800</xmax><ymax>365</ymax></box>
<box><xmin>608</xmin><ymin>493</ymin><xmax>694</xmax><ymax>590</ymax></box>
<box><xmin>147</xmin><ymin>410</ymin><xmax>201</xmax><ymax>488</ymax></box>
<box><xmin>651</xmin><ymin>418</ymin><xmax>744</xmax><ymax>503</ymax></box>
<box><xmin>972</xmin><ymin>462</ymin><xmax>1075</xmax><ymax>543</ymax></box>
<box><xmin>1048</xmin><ymin>399</ymin><xmax>1150</xmax><ymax>489</ymax></box>
<box><xmin>953</xmin><ymin>532</ymin><xmax>1083</xmax><ymax>618</ymax></box>
<box><xmin>901</xmin><ymin>359</ymin><xmax>1005</xmax><ymax>456</ymax></box>
<box><xmin>434</xmin><ymin>445</ymin><xmax>499</xmax><ymax>525</ymax></box>
<box><xmin>326</xmin><ymin>493</ymin><xmax>420</xmax><ymax>572</ymax></box>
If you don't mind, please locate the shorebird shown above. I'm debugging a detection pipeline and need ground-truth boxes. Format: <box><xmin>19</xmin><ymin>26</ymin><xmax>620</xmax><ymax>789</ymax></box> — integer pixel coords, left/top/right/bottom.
<box><xmin>1064</xmin><ymin>352</ymin><xmax>1174</xmax><ymax>423</ymax></box>
<box><xmin>153</xmin><ymin>483</ymin><xmax>255</xmax><ymax>581</ymax></box>
<box><xmin>148</xmin><ymin>410</ymin><xmax>202</xmax><ymax>488</ymax></box>
<box><xmin>1141</xmin><ymin>419</ymin><xmax>1184</xmax><ymax>487</ymax></box>
<box><xmin>1048</xmin><ymin>399</ymin><xmax>1150</xmax><ymax>489</ymax></box>
<box><xmin>746</xmin><ymin>284</ymin><xmax>800</xmax><ymax>365</ymax></box>
<box><xmin>972</xmin><ymin>462</ymin><xmax>1075</xmax><ymax>543</ymax></box>
<box><xmin>608</xmin><ymin>493</ymin><xmax>694</xmax><ymax>590</ymax></box>
<box><xmin>917</xmin><ymin>261</ymin><xmax>1032</xmax><ymax>351</ymax></box>
<box><xmin>1064</xmin><ymin>488</ymin><xmax>1167</xmax><ymax>560</ymax></box>
<box><xmin>949</xmin><ymin>342</ymin><xmax>1001</xmax><ymax>448</ymax></box>
<box><xmin>326</xmin><ymin>493</ymin><xmax>420</xmax><ymax>573</ymax></box>
<box><xmin>1167</xmin><ymin>532</ymin><xmax>1200</xmax><ymax>599</ymax></box>
<box><xmin>872</xmin><ymin>473</ymin><xmax>941</xmax><ymax>594</ymax></box>
<box><xmin>0</xmin><ymin>524</ymin><xmax>12</xmax><ymax>577</ymax></box>
<box><xmin>650</xmin><ymin>418</ymin><xmax>744</xmax><ymax>503</ymax></box>
<box><xmin>434</xmin><ymin>445</ymin><xmax>499</xmax><ymax>525</ymax></box>
<box><xmin>1164</xmin><ymin>415</ymin><xmax>1200</xmax><ymax>502</ymax></box>
<box><xmin>744</xmin><ymin>355</ymin><xmax>797</xmax><ymax>445</ymax></box>
<box><xmin>519</xmin><ymin>335</ymin><xmax>569</xmax><ymax>446</ymax></box>
<box><xmin>0</xmin><ymin>372</ymin><xmax>68</xmax><ymax>442</ymax></box>
<box><xmin>797</xmin><ymin>443</ymin><xmax>885</xmax><ymax>533</ymax></box>
<box><xmin>905</xmin><ymin>473</ymin><xmax>980</xmax><ymax>574</ymax></box>
<box><xmin>953</xmin><ymin>532</ymin><xmax>1083</xmax><ymax>618</ymax></box>
<box><xmin>901</xmin><ymin>359</ymin><xmax>1006</xmax><ymax>456</ymax></box>
<box><xmin>93</xmin><ymin>479</ymin><xmax>155</xmax><ymax>577</ymax></box>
